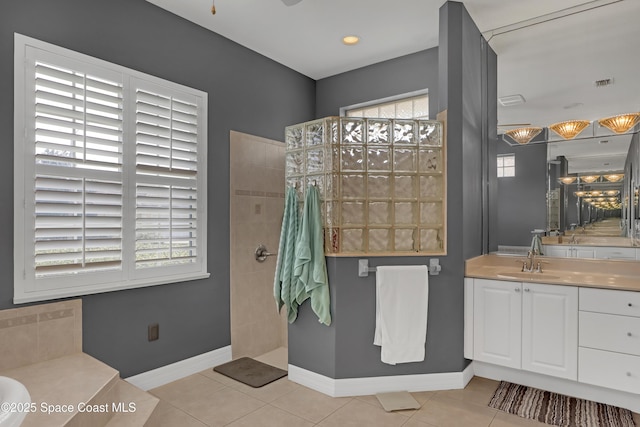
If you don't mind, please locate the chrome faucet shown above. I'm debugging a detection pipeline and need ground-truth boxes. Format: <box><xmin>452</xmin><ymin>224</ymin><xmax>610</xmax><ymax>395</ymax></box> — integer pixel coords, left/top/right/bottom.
<box><xmin>521</xmin><ymin>250</ymin><xmax>539</xmax><ymax>272</ymax></box>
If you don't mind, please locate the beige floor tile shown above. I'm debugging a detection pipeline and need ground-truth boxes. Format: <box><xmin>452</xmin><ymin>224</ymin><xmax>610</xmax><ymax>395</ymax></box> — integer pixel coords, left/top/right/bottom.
<box><xmin>226</xmin><ymin>377</ymin><xmax>300</xmax><ymax>403</ymax></box>
<box><xmin>271</xmin><ymin>385</ymin><xmax>351</xmax><ymax>423</ymax></box>
<box><xmin>199</xmin><ymin>369</ymin><xmax>246</xmax><ymax>387</ymax></box>
<box><xmin>198</xmin><ymin>367</ymin><xmax>297</xmax><ymax>403</ymax></box>
<box><xmin>226</xmin><ymin>404</ymin><xmax>314</xmax><ymax>427</ymax></box>
<box><xmin>355</xmin><ymin>391</ymin><xmax>436</xmax><ymax>415</ymax></box>
<box><xmin>317</xmin><ymin>399</ymin><xmax>410</xmax><ymax>427</ymax></box>
<box><xmin>489</xmin><ymin>411</ymin><xmax>548</xmax><ymax>426</ymax></box>
<box><xmin>149</xmin><ymin>374</ymin><xmax>226</xmax><ymax>406</ymax></box>
<box><xmin>411</xmin><ymin>394</ymin><xmax>497</xmax><ymax>427</ymax></box>
<box><xmin>144</xmin><ymin>401</ymin><xmax>207</xmax><ymax>427</ymax></box>
<box><xmin>465</xmin><ymin>376</ymin><xmax>500</xmax><ymax>394</ymax></box>
<box><xmin>177</xmin><ymin>387</ymin><xmax>266</xmax><ymax>426</ymax></box>
<box><xmin>435</xmin><ymin>376</ymin><xmax>499</xmax><ymax>408</ymax></box>
<box><xmin>436</xmin><ymin>387</ymin><xmax>494</xmax><ymax>407</ymax></box>
<box><xmin>402</xmin><ymin>418</ymin><xmax>438</xmax><ymax>427</ymax></box>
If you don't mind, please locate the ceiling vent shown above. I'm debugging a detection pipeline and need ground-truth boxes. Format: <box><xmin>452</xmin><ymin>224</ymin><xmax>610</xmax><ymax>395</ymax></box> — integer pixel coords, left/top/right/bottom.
<box><xmin>594</xmin><ymin>78</ymin><xmax>614</xmax><ymax>87</ymax></box>
<box><xmin>498</xmin><ymin>94</ymin><xmax>526</xmax><ymax>107</ymax></box>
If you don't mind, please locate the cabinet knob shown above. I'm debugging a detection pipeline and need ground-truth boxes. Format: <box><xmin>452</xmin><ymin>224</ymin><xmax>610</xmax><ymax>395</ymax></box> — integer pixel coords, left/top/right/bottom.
<box><xmin>627</xmin><ymin>372</ymin><xmax>632</xmax><ymax>377</ymax></box>
<box><xmin>524</xmin><ymin>288</ymin><xmax>530</xmax><ymax>292</ymax></box>
<box><xmin>628</xmin><ymin>332</ymin><xmax>633</xmax><ymax>337</ymax></box>
<box><xmin>515</xmin><ymin>288</ymin><xmax>520</xmax><ymax>293</ymax></box>
<box><xmin>629</xmin><ymin>303</ymin><xmax>633</xmax><ymax>307</ymax></box>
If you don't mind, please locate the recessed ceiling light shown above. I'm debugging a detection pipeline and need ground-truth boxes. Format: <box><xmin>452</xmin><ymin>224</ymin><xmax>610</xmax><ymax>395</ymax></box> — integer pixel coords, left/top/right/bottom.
<box><xmin>342</xmin><ymin>35</ymin><xmax>360</xmax><ymax>46</ymax></box>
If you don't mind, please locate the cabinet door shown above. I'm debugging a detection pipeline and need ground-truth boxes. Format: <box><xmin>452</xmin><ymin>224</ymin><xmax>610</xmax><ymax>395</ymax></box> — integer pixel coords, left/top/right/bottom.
<box><xmin>573</xmin><ymin>246</ymin><xmax>596</xmax><ymax>259</ymax></box>
<box><xmin>522</xmin><ymin>283</ymin><xmax>578</xmax><ymax>380</ymax></box>
<box><xmin>473</xmin><ymin>279</ymin><xmax>521</xmax><ymax>369</ymax></box>
<box><xmin>542</xmin><ymin>245</ymin><xmax>572</xmax><ymax>258</ymax></box>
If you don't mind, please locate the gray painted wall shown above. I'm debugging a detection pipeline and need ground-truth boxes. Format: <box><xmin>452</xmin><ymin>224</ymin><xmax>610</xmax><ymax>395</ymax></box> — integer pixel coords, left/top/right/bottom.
<box><xmin>1</xmin><ymin>0</ymin><xmax>315</xmax><ymax>377</ymax></box>
<box><xmin>289</xmin><ymin>48</ymin><xmax>441</xmax><ymax>379</ymax></box>
<box><xmin>288</xmin><ymin>1</ymin><xmax>496</xmax><ymax>379</ymax></box>
<box><xmin>496</xmin><ymin>142</ymin><xmax>548</xmax><ymax>246</ymax></box>
<box><xmin>315</xmin><ymin>48</ymin><xmax>439</xmax><ymax>119</ymax></box>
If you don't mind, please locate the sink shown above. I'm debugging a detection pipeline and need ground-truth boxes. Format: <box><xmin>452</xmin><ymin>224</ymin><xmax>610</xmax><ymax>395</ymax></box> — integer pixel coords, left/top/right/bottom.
<box><xmin>496</xmin><ymin>271</ymin><xmax>561</xmax><ymax>281</ymax></box>
<box><xmin>0</xmin><ymin>376</ymin><xmax>31</xmax><ymax>427</ymax></box>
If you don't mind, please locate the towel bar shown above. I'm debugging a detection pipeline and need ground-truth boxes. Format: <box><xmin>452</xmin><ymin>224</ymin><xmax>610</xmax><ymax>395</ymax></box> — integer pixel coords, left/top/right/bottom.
<box><xmin>358</xmin><ymin>258</ymin><xmax>441</xmax><ymax>277</ymax></box>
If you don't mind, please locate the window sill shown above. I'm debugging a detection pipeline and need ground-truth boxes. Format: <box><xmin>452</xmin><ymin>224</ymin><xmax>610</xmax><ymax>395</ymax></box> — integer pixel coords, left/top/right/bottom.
<box><xmin>13</xmin><ymin>272</ymin><xmax>211</xmax><ymax>304</ymax></box>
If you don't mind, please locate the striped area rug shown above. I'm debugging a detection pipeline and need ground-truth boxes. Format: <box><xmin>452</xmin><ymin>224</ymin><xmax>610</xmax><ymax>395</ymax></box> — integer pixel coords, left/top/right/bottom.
<box><xmin>488</xmin><ymin>381</ymin><xmax>636</xmax><ymax>427</ymax></box>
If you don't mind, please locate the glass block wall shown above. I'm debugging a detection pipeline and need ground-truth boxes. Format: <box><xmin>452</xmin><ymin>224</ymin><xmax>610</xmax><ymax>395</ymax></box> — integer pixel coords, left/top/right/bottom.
<box><xmin>285</xmin><ymin>117</ymin><xmax>446</xmax><ymax>255</ymax></box>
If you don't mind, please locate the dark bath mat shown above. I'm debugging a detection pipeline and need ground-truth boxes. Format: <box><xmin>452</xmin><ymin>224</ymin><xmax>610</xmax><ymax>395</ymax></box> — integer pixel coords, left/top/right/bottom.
<box><xmin>213</xmin><ymin>357</ymin><xmax>287</xmax><ymax>388</ymax></box>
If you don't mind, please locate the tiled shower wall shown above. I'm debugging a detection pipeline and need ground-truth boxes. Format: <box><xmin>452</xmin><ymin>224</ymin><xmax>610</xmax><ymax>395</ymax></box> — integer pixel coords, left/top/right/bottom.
<box><xmin>229</xmin><ymin>131</ymin><xmax>287</xmax><ymax>358</ymax></box>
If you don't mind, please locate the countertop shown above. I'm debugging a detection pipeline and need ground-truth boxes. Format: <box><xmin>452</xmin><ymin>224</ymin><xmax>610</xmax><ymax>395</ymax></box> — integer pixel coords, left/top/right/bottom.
<box><xmin>466</xmin><ymin>254</ymin><xmax>640</xmax><ymax>292</ymax></box>
<box><xmin>541</xmin><ymin>236</ymin><xmax>636</xmax><ymax>248</ymax></box>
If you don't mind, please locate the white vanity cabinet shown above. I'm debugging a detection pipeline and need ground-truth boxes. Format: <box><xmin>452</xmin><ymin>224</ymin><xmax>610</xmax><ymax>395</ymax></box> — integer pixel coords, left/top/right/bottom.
<box><xmin>470</xmin><ymin>278</ymin><xmax>578</xmax><ymax>380</ymax></box>
<box><xmin>594</xmin><ymin>246</ymin><xmax>637</xmax><ymax>260</ymax></box>
<box><xmin>578</xmin><ymin>288</ymin><xmax>640</xmax><ymax>394</ymax></box>
<box><xmin>542</xmin><ymin>245</ymin><xmax>595</xmax><ymax>259</ymax></box>
<box><xmin>543</xmin><ymin>244</ymin><xmax>636</xmax><ymax>260</ymax></box>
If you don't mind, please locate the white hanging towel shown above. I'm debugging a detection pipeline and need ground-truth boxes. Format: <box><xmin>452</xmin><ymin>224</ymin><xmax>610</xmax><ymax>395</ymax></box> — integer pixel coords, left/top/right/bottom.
<box><xmin>374</xmin><ymin>265</ymin><xmax>429</xmax><ymax>365</ymax></box>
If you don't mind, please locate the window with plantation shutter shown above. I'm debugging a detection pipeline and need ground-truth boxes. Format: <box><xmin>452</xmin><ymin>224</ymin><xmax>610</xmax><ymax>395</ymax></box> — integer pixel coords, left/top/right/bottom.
<box><xmin>14</xmin><ymin>34</ymin><xmax>208</xmax><ymax>303</ymax></box>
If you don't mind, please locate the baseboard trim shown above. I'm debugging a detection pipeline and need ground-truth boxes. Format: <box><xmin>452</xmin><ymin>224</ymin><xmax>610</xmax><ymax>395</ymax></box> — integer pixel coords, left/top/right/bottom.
<box><xmin>288</xmin><ymin>363</ymin><xmax>474</xmax><ymax>397</ymax></box>
<box><xmin>125</xmin><ymin>346</ymin><xmax>232</xmax><ymax>391</ymax></box>
<box><xmin>472</xmin><ymin>361</ymin><xmax>640</xmax><ymax>413</ymax></box>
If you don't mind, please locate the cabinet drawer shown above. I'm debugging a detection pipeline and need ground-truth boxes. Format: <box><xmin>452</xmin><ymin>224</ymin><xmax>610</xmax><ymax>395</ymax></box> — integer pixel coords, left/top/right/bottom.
<box><xmin>579</xmin><ymin>312</ymin><xmax>640</xmax><ymax>356</ymax></box>
<box><xmin>578</xmin><ymin>347</ymin><xmax>640</xmax><ymax>394</ymax></box>
<box><xmin>595</xmin><ymin>247</ymin><xmax>636</xmax><ymax>260</ymax></box>
<box><xmin>579</xmin><ymin>288</ymin><xmax>640</xmax><ymax>317</ymax></box>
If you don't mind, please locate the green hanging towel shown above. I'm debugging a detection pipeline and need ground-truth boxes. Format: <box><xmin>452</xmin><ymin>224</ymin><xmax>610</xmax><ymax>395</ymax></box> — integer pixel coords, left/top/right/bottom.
<box><xmin>273</xmin><ymin>187</ymin><xmax>299</xmax><ymax>320</ymax></box>
<box><xmin>293</xmin><ymin>185</ymin><xmax>331</xmax><ymax>325</ymax></box>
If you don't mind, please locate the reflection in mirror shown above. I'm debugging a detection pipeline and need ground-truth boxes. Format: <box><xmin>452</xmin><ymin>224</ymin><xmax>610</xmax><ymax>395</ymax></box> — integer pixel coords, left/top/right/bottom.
<box><xmin>547</xmin><ymin>133</ymin><xmax>633</xmax><ymax>237</ymax></box>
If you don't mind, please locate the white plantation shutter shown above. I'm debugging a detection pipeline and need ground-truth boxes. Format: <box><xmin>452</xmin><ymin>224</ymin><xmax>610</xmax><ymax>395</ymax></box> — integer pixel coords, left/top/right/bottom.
<box><xmin>134</xmin><ymin>86</ymin><xmax>199</xmax><ymax>270</ymax></box>
<box><xmin>32</xmin><ymin>61</ymin><xmax>124</xmax><ymax>278</ymax></box>
<box><xmin>14</xmin><ymin>35</ymin><xmax>208</xmax><ymax>303</ymax></box>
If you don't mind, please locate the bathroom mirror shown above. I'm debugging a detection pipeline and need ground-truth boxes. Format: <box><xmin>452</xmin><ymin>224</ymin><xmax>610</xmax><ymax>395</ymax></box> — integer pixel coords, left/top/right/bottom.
<box><xmin>546</xmin><ymin>132</ymin><xmax>633</xmax><ymax>237</ymax></box>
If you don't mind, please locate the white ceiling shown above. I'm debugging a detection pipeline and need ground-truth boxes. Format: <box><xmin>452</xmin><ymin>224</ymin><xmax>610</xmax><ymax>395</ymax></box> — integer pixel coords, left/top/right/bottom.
<box><xmin>547</xmin><ymin>134</ymin><xmax>631</xmax><ymax>173</ymax></box>
<box><xmin>148</xmin><ymin>0</ymin><xmax>640</xmax><ymax>126</ymax></box>
<box><xmin>147</xmin><ymin>0</ymin><xmax>640</xmax><ymax>136</ymax></box>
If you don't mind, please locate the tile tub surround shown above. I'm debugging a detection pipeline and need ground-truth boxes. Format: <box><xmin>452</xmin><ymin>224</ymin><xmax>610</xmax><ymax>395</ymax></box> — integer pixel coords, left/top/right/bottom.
<box><xmin>0</xmin><ymin>300</ymin><xmax>160</xmax><ymax>426</ymax></box>
<box><xmin>466</xmin><ymin>254</ymin><xmax>640</xmax><ymax>291</ymax></box>
<box><xmin>0</xmin><ymin>299</ymin><xmax>82</xmax><ymax>372</ymax></box>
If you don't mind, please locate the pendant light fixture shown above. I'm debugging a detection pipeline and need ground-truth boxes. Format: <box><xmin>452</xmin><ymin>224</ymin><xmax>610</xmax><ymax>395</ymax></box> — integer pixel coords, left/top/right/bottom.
<box><xmin>603</xmin><ymin>173</ymin><xmax>624</xmax><ymax>183</ymax></box>
<box><xmin>598</xmin><ymin>113</ymin><xmax>640</xmax><ymax>134</ymax></box>
<box><xmin>504</xmin><ymin>127</ymin><xmax>543</xmax><ymax>145</ymax></box>
<box><xmin>211</xmin><ymin>0</ymin><xmax>216</xmax><ymax>14</ymax></box>
<box><xmin>558</xmin><ymin>176</ymin><xmax>577</xmax><ymax>184</ymax></box>
<box><xmin>580</xmin><ymin>175</ymin><xmax>600</xmax><ymax>184</ymax></box>
<box><xmin>549</xmin><ymin>120</ymin><xmax>590</xmax><ymax>140</ymax></box>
